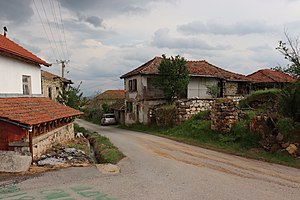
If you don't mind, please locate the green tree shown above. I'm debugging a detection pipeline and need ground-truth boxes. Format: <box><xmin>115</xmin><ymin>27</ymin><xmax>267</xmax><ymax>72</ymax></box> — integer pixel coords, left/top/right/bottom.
<box><xmin>280</xmin><ymin>81</ymin><xmax>300</xmax><ymax>122</ymax></box>
<box><xmin>57</xmin><ymin>82</ymin><xmax>84</xmax><ymax>110</ymax></box>
<box><xmin>206</xmin><ymin>84</ymin><xmax>220</xmax><ymax>98</ymax></box>
<box><xmin>276</xmin><ymin>32</ymin><xmax>300</xmax><ymax>79</ymax></box>
<box><xmin>154</xmin><ymin>54</ymin><xmax>189</xmax><ymax>103</ymax></box>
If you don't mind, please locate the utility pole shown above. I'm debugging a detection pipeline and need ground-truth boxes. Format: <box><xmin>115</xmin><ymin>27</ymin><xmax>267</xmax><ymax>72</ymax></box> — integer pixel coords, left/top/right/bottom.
<box><xmin>56</xmin><ymin>60</ymin><xmax>69</xmax><ymax>78</ymax></box>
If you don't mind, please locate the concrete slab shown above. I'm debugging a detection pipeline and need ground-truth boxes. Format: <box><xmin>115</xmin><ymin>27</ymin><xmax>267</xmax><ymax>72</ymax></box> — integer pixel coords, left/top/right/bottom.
<box><xmin>0</xmin><ymin>151</ymin><xmax>32</xmax><ymax>172</ymax></box>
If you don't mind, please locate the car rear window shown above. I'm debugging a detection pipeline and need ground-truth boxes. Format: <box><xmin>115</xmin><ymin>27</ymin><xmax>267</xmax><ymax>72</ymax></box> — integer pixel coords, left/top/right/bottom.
<box><xmin>105</xmin><ymin>114</ymin><xmax>115</xmax><ymax>118</ymax></box>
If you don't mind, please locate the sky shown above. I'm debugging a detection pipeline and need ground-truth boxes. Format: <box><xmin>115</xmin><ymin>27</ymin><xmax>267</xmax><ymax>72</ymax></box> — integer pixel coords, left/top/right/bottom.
<box><xmin>1</xmin><ymin>0</ymin><xmax>300</xmax><ymax>96</ymax></box>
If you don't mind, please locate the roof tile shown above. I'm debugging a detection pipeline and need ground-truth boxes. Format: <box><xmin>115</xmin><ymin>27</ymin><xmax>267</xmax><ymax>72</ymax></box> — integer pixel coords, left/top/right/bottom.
<box><xmin>120</xmin><ymin>56</ymin><xmax>249</xmax><ymax>81</ymax></box>
<box><xmin>247</xmin><ymin>69</ymin><xmax>297</xmax><ymax>83</ymax></box>
<box><xmin>0</xmin><ymin>97</ymin><xmax>83</xmax><ymax>126</ymax></box>
<box><xmin>0</xmin><ymin>34</ymin><xmax>51</xmax><ymax>66</ymax></box>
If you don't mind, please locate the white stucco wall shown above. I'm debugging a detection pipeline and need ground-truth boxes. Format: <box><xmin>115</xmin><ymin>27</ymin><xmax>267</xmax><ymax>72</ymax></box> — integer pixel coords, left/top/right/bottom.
<box><xmin>0</xmin><ymin>55</ymin><xmax>42</xmax><ymax>96</ymax></box>
<box><xmin>188</xmin><ymin>77</ymin><xmax>219</xmax><ymax>99</ymax></box>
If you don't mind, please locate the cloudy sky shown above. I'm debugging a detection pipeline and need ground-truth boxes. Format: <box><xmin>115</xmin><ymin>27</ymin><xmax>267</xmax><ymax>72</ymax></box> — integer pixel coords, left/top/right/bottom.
<box><xmin>1</xmin><ymin>0</ymin><xmax>300</xmax><ymax>96</ymax></box>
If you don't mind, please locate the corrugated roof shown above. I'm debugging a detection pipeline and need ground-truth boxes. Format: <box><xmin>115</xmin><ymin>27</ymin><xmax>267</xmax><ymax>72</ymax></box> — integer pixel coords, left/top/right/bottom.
<box><xmin>0</xmin><ymin>34</ymin><xmax>51</xmax><ymax>66</ymax></box>
<box><xmin>120</xmin><ymin>56</ymin><xmax>249</xmax><ymax>81</ymax></box>
<box><xmin>247</xmin><ymin>69</ymin><xmax>297</xmax><ymax>83</ymax></box>
<box><xmin>0</xmin><ymin>97</ymin><xmax>83</xmax><ymax>126</ymax></box>
<box><xmin>96</xmin><ymin>90</ymin><xmax>125</xmax><ymax>100</ymax></box>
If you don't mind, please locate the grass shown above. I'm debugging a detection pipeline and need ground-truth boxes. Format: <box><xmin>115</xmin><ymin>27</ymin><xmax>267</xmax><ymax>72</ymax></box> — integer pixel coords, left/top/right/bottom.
<box><xmin>118</xmin><ymin>112</ymin><xmax>300</xmax><ymax>168</ymax></box>
<box><xmin>74</xmin><ymin>123</ymin><xmax>125</xmax><ymax>164</ymax></box>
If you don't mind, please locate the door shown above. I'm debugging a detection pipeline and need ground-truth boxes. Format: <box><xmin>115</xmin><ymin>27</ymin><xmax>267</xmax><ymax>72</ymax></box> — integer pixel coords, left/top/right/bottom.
<box><xmin>0</xmin><ymin>123</ymin><xmax>8</xmax><ymax>150</ymax></box>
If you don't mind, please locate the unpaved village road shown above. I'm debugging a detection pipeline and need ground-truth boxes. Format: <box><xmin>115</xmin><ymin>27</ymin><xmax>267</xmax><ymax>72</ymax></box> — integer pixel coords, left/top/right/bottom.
<box><xmin>1</xmin><ymin>119</ymin><xmax>300</xmax><ymax>200</ymax></box>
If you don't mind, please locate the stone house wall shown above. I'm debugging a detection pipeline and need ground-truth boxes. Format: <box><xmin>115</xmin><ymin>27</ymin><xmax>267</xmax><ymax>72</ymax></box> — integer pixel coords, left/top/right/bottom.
<box><xmin>32</xmin><ymin>123</ymin><xmax>74</xmax><ymax>160</ymax></box>
<box><xmin>42</xmin><ymin>77</ymin><xmax>63</xmax><ymax>101</ymax></box>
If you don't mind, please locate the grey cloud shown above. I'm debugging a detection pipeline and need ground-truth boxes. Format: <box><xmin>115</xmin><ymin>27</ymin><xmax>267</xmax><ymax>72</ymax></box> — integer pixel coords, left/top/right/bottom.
<box><xmin>59</xmin><ymin>0</ymin><xmax>172</xmax><ymax>16</ymax></box>
<box><xmin>0</xmin><ymin>0</ymin><xmax>33</xmax><ymax>24</ymax></box>
<box><xmin>151</xmin><ymin>28</ymin><xmax>225</xmax><ymax>50</ymax></box>
<box><xmin>77</xmin><ymin>14</ymin><xmax>104</xmax><ymax>28</ymax></box>
<box><xmin>178</xmin><ymin>21</ymin><xmax>277</xmax><ymax>36</ymax></box>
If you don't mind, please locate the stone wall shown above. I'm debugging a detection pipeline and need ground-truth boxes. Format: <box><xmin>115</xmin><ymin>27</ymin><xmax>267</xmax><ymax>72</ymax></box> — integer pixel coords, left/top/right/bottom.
<box><xmin>32</xmin><ymin>123</ymin><xmax>74</xmax><ymax>160</ymax></box>
<box><xmin>174</xmin><ymin>99</ymin><xmax>215</xmax><ymax>125</ymax></box>
<box><xmin>211</xmin><ymin>99</ymin><xmax>239</xmax><ymax>133</ymax></box>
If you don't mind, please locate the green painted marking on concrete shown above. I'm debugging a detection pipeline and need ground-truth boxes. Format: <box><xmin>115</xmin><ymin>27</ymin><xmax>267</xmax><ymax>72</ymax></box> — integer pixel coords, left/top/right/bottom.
<box><xmin>40</xmin><ymin>189</ymin><xmax>71</xmax><ymax>199</ymax></box>
<box><xmin>0</xmin><ymin>185</ymin><xmax>116</xmax><ymax>200</ymax></box>
<box><xmin>0</xmin><ymin>185</ymin><xmax>20</xmax><ymax>194</ymax></box>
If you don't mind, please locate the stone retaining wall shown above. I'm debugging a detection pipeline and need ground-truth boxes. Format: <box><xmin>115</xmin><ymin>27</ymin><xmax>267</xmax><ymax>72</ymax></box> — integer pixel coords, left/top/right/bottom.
<box><xmin>0</xmin><ymin>151</ymin><xmax>31</xmax><ymax>172</ymax></box>
<box><xmin>32</xmin><ymin>123</ymin><xmax>75</xmax><ymax>160</ymax></box>
<box><xmin>211</xmin><ymin>99</ymin><xmax>239</xmax><ymax>133</ymax></box>
<box><xmin>174</xmin><ymin>99</ymin><xmax>214</xmax><ymax>125</ymax></box>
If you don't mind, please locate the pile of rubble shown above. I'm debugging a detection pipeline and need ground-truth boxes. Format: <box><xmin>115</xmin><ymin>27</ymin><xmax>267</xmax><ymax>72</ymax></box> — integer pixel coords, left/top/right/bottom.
<box><xmin>34</xmin><ymin>147</ymin><xmax>92</xmax><ymax>166</ymax></box>
<box><xmin>251</xmin><ymin>114</ymin><xmax>300</xmax><ymax>157</ymax></box>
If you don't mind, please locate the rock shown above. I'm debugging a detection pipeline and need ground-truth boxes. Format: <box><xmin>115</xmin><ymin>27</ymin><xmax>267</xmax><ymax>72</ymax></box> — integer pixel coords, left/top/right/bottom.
<box><xmin>96</xmin><ymin>164</ymin><xmax>120</xmax><ymax>174</ymax></box>
<box><xmin>270</xmin><ymin>144</ymin><xmax>281</xmax><ymax>153</ymax></box>
<box><xmin>38</xmin><ymin>157</ymin><xmax>65</xmax><ymax>166</ymax></box>
<box><xmin>64</xmin><ymin>148</ymin><xmax>77</xmax><ymax>153</ymax></box>
<box><xmin>286</xmin><ymin>144</ymin><xmax>298</xmax><ymax>155</ymax></box>
<box><xmin>276</xmin><ymin>133</ymin><xmax>284</xmax><ymax>141</ymax></box>
<box><xmin>281</xmin><ymin>142</ymin><xmax>290</xmax><ymax>149</ymax></box>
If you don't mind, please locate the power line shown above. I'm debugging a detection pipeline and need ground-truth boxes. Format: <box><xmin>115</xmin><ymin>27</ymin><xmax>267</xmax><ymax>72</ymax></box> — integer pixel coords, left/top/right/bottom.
<box><xmin>32</xmin><ymin>0</ymin><xmax>57</xmax><ymax>60</ymax></box>
<box><xmin>49</xmin><ymin>0</ymin><xmax>66</xmax><ymax>60</ymax></box>
<box><xmin>56</xmin><ymin>0</ymin><xmax>70</xmax><ymax>61</ymax></box>
<box><xmin>40</xmin><ymin>0</ymin><xmax>63</xmax><ymax>60</ymax></box>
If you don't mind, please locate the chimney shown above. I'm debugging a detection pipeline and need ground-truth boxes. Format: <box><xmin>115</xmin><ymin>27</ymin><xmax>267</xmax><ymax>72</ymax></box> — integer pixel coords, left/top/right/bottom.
<box><xmin>3</xmin><ymin>26</ymin><xmax>7</xmax><ymax>37</ymax></box>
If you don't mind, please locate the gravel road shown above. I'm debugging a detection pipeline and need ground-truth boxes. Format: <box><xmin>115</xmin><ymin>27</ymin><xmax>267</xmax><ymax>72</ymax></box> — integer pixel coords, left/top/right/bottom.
<box><xmin>1</xmin><ymin>119</ymin><xmax>300</xmax><ymax>200</ymax></box>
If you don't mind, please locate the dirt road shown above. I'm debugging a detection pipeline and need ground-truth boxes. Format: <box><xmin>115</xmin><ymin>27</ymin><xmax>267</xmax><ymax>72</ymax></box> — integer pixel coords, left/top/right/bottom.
<box><xmin>1</xmin><ymin>119</ymin><xmax>299</xmax><ymax>200</ymax></box>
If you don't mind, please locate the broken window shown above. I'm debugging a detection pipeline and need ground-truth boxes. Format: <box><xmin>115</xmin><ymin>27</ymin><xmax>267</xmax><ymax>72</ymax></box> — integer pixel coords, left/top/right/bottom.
<box><xmin>129</xmin><ymin>79</ymin><xmax>137</xmax><ymax>92</ymax></box>
<box><xmin>126</xmin><ymin>102</ymin><xmax>133</xmax><ymax>113</ymax></box>
<box><xmin>22</xmin><ymin>75</ymin><xmax>31</xmax><ymax>95</ymax></box>
<box><xmin>48</xmin><ymin>87</ymin><xmax>52</xmax><ymax>99</ymax></box>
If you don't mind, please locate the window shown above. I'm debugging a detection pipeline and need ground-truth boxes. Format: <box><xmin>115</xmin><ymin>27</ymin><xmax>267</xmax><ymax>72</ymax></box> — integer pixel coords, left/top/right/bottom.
<box><xmin>22</xmin><ymin>75</ymin><xmax>31</xmax><ymax>95</ymax></box>
<box><xmin>126</xmin><ymin>102</ymin><xmax>133</xmax><ymax>113</ymax></box>
<box><xmin>129</xmin><ymin>79</ymin><xmax>137</xmax><ymax>92</ymax></box>
<box><xmin>48</xmin><ymin>87</ymin><xmax>52</xmax><ymax>99</ymax></box>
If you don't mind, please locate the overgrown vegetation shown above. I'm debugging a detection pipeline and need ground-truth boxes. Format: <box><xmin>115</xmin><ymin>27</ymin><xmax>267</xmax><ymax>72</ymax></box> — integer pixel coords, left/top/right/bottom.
<box><xmin>119</xmin><ymin>111</ymin><xmax>300</xmax><ymax>167</ymax></box>
<box><xmin>206</xmin><ymin>84</ymin><xmax>220</xmax><ymax>98</ymax></box>
<box><xmin>154</xmin><ymin>54</ymin><xmax>189</xmax><ymax>103</ymax></box>
<box><xmin>57</xmin><ymin>82</ymin><xmax>87</xmax><ymax>110</ymax></box>
<box><xmin>74</xmin><ymin>124</ymin><xmax>125</xmax><ymax>164</ymax></box>
<box><xmin>239</xmin><ymin>89</ymin><xmax>281</xmax><ymax>110</ymax></box>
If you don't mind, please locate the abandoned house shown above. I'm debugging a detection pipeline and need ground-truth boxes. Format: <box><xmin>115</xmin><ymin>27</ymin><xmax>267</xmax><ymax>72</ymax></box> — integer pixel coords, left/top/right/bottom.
<box><xmin>247</xmin><ymin>69</ymin><xmax>297</xmax><ymax>90</ymax></box>
<box><xmin>89</xmin><ymin>90</ymin><xmax>125</xmax><ymax>124</ymax></box>
<box><xmin>0</xmin><ymin>33</ymin><xmax>82</xmax><ymax>161</ymax></box>
<box><xmin>41</xmin><ymin>70</ymin><xmax>73</xmax><ymax>101</ymax></box>
<box><xmin>120</xmin><ymin>56</ymin><xmax>250</xmax><ymax>125</ymax></box>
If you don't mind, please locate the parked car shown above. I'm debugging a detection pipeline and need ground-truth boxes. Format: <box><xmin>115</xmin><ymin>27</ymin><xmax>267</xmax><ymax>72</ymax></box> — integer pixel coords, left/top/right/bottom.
<box><xmin>101</xmin><ymin>113</ymin><xmax>117</xmax><ymax>125</ymax></box>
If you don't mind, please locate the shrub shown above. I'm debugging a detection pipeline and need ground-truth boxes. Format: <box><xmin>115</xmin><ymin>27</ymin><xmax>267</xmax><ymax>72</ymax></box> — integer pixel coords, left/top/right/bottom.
<box><xmin>276</xmin><ymin>117</ymin><xmax>294</xmax><ymax>138</ymax></box>
<box><xmin>279</xmin><ymin>81</ymin><xmax>300</xmax><ymax>122</ymax></box>
<box><xmin>193</xmin><ymin>111</ymin><xmax>210</xmax><ymax>120</ymax></box>
<box><xmin>239</xmin><ymin>89</ymin><xmax>281</xmax><ymax>109</ymax></box>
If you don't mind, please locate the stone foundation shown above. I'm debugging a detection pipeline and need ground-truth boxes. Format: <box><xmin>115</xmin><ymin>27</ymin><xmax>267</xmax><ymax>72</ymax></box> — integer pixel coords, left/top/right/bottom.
<box><xmin>32</xmin><ymin>123</ymin><xmax>75</xmax><ymax>160</ymax></box>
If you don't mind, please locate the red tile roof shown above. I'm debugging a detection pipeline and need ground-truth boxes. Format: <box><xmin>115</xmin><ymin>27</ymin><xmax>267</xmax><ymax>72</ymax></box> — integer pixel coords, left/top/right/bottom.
<box><xmin>96</xmin><ymin>90</ymin><xmax>125</xmax><ymax>100</ymax></box>
<box><xmin>0</xmin><ymin>97</ymin><xmax>83</xmax><ymax>126</ymax></box>
<box><xmin>247</xmin><ymin>69</ymin><xmax>297</xmax><ymax>83</ymax></box>
<box><xmin>120</xmin><ymin>56</ymin><xmax>249</xmax><ymax>81</ymax></box>
<box><xmin>0</xmin><ymin>34</ymin><xmax>51</xmax><ymax>66</ymax></box>
<box><xmin>41</xmin><ymin>70</ymin><xmax>73</xmax><ymax>84</ymax></box>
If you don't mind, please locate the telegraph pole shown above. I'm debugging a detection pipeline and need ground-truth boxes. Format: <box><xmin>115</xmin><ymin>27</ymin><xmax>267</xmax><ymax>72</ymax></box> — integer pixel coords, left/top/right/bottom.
<box><xmin>56</xmin><ymin>60</ymin><xmax>69</xmax><ymax>78</ymax></box>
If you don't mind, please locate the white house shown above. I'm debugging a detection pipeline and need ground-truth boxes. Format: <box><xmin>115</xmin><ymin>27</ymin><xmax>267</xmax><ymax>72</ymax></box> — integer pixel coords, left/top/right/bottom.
<box><xmin>0</xmin><ymin>34</ymin><xmax>51</xmax><ymax>97</ymax></box>
<box><xmin>0</xmin><ymin>33</ymin><xmax>82</xmax><ymax>163</ymax></box>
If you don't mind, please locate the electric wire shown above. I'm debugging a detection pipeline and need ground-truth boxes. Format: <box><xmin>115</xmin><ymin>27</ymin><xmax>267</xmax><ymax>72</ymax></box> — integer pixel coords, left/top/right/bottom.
<box><xmin>40</xmin><ymin>0</ymin><xmax>63</xmax><ymax>60</ymax></box>
<box><xmin>49</xmin><ymin>0</ymin><xmax>66</xmax><ymax>60</ymax></box>
<box><xmin>32</xmin><ymin>0</ymin><xmax>58</xmax><ymax>61</ymax></box>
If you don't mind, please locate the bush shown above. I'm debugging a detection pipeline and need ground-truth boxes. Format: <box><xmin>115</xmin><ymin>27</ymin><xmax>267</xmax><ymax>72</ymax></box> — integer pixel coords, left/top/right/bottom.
<box><xmin>276</xmin><ymin>118</ymin><xmax>294</xmax><ymax>138</ymax></box>
<box><xmin>193</xmin><ymin>111</ymin><xmax>210</xmax><ymax>120</ymax></box>
<box><xmin>239</xmin><ymin>89</ymin><xmax>281</xmax><ymax>110</ymax></box>
<box><xmin>279</xmin><ymin>81</ymin><xmax>300</xmax><ymax>122</ymax></box>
